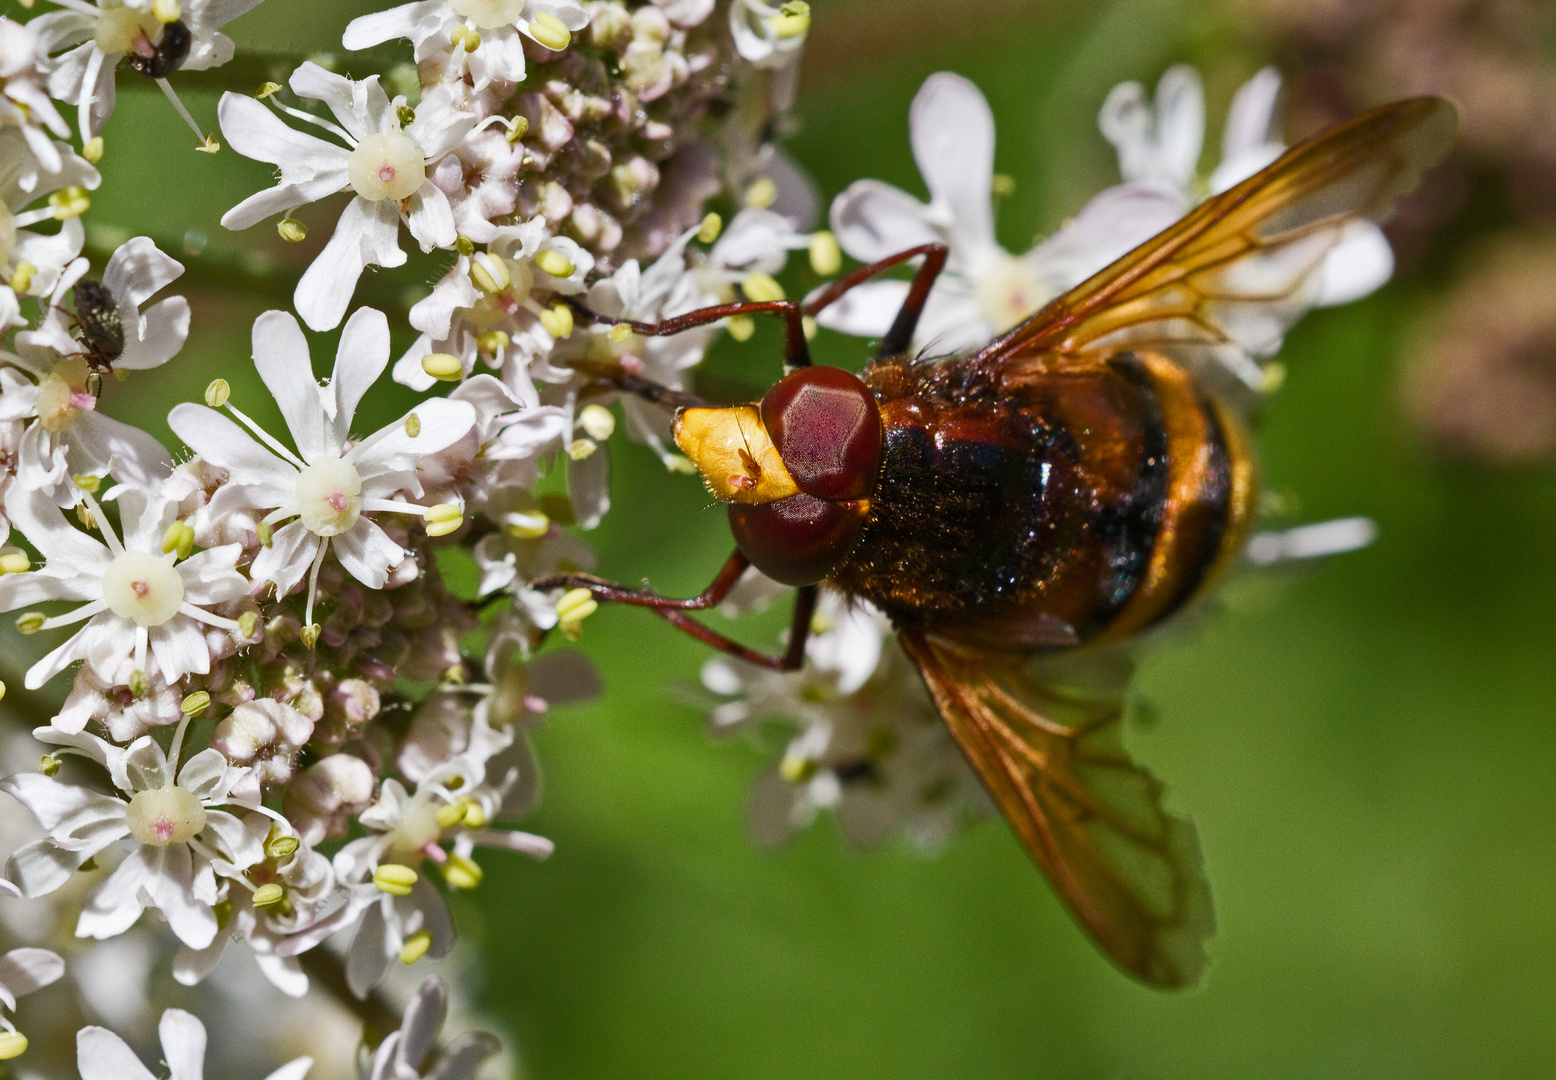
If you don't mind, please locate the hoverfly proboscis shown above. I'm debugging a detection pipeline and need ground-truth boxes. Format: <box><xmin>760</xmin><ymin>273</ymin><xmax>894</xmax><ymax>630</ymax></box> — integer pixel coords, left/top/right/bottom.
<box><xmin>529</xmin><ymin>95</ymin><xmax>1459</xmax><ymax>988</ymax></box>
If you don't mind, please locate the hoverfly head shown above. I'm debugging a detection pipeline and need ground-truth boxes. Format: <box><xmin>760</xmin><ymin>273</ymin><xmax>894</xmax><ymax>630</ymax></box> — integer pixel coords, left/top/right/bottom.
<box><xmin>671</xmin><ymin>366</ymin><xmax>881</xmax><ymax>586</ymax></box>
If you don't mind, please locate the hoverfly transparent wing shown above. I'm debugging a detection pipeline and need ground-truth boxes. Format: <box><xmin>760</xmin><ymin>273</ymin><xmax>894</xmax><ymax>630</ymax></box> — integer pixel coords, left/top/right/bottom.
<box><xmin>982</xmin><ymin>97</ymin><xmax>1458</xmax><ymax>393</ymax></box>
<box><xmin>898</xmin><ymin>630</ymin><xmax>1214</xmax><ymax>988</ymax></box>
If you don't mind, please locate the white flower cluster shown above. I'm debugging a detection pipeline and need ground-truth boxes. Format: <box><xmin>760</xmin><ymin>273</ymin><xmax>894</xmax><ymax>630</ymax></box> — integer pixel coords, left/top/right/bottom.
<box><xmin>0</xmin><ymin>0</ymin><xmax>819</xmax><ymax>1073</ymax></box>
<box><xmin>0</xmin><ymin>0</ymin><xmax>1394</xmax><ymax>1069</ymax></box>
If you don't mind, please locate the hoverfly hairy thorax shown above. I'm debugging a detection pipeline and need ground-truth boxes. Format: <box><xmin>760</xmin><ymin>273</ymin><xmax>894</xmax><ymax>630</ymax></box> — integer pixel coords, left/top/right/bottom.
<box><xmin>531</xmin><ymin>96</ymin><xmax>1459</xmax><ymax>989</ymax></box>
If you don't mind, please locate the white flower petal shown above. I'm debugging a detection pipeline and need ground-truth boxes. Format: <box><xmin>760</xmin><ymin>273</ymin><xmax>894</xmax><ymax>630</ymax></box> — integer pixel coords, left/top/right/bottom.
<box><xmin>330</xmin><ymin>307</ymin><xmax>391</xmax><ymax>445</ymax></box>
<box><xmin>332</xmin><ymin>519</ymin><xmax>405</xmax><ymax>590</ymax></box>
<box><xmin>0</xmin><ymin>947</ymin><xmax>65</xmax><ymax>997</ymax></box>
<box><xmin>253</xmin><ymin>310</ymin><xmax>329</xmax><ymax>461</ymax></box>
<box><xmin>159</xmin><ymin>1008</ymin><xmax>208</xmax><ymax>1080</ymax></box>
<box><xmin>828</xmin><ymin>179</ymin><xmax>940</xmax><ymax>264</ymax></box>
<box><xmin>909</xmin><ymin>72</ymin><xmax>995</xmax><ymax>252</ymax></box>
<box><xmin>294</xmin><ymin>198</ymin><xmax>405</xmax><ymax>333</ymax></box>
<box><xmin>168</xmin><ymin>404</ymin><xmax>291</xmax><ymax>485</ymax></box>
<box><xmin>102</xmin><ymin>237</ymin><xmax>184</xmax><ymax>309</ymax></box>
<box><xmin>810</xmin><ymin>278</ymin><xmax>908</xmax><ymax>339</ymax></box>
<box><xmin>116</xmin><ymin>296</ymin><xmax>191</xmax><ymax>371</ymax></box>
<box><xmin>77</xmin><ymin>1026</ymin><xmax>158</xmax><ymax>1080</ymax></box>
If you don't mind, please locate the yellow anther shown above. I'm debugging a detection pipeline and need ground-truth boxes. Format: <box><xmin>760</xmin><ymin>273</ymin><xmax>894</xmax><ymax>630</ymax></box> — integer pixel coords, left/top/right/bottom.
<box><xmin>459</xmin><ymin>796</ymin><xmax>488</xmax><ymax>829</ymax></box>
<box><xmin>0</xmin><ymin>553</ymin><xmax>27</xmax><ymax>574</ymax></box>
<box><xmin>505</xmin><ymin>115</ymin><xmax>529</xmax><ymax>143</ymax></box>
<box><xmin>396</xmin><ymin>105</ymin><xmax>416</xmax><ymax>127</ymax></box>
<box><xmin>808</xmin><ymin>230</ymin><xmax>841</xmax><ymax>276</ymax></box>
<box><xmin>82</xmin><ymin>136</ymin><xmax>104</xmax><ymax>164</ymax></box>
<box><xmin>8</xmin><ymin>262</ymin><xmax>35</xmax><ymax>294</ymax></box>
<box><xmin>128</xmin><ymin>669</ymin><xmax>149</xmax><ymax>698</ymax></box>
<box><xmin>697</xmin><ymin>211</ymin><xmax>723</xmax><ymax>244</ymax></box>
<box><xmin>665</xmin><ymin>453</ymin><xmax>698</xmax><ymax>474</ymax></box>
<box><xmin>768</xmin><ymin>0</ymin><xmax>810</xmax><ymax>37</ymax></box>
<box><xmin>421</xmin><ymin>353</ymin><xmax>464</xmax><ymax>382</ymax></box>
<box><xmin>238</xmin><ymin>610</ymin><xmax>259</xmax><ymax>639</ymax></box>
<box><xmin>607</xmin><ymin>322</ymin><xmax>633</xmax><ymax>343</ymax></box>
<box><xmin>257</xmin><ymin>82</ymin><xmax>282</xmax><ymax>99</ymax></box>
<box><xmin>40</xmin><ymin>754</ymin><xmax>62</xmax><ymax>778</ymax></box>
<box><xmin>435</xmin><ymin>801</ymin><xmax>468</xmax><ymax>830</ymax></box>
<box><xmin>73</xmin><ymin>474</ymin><xmax>101</xmax><ymax>493</ymax></box>
<box><xmin>423</xmin><ymin>503</ymin><xmax>464</xmax><ymax>538</ymax></box>
<box><xmin>779</xmin><ymin>754</ymin><xmax>818</xmax><ymax>783</ymax></box>
<box><xmin>529</xmin><ymin>11</ymin><xmax>572</xmax><ymax>50</ymax></box>
<box><xmin>441</xmin><ymin>854</ymin><xmax>483</xmax><ymax>891</ymax></box>
<box><xmin>265</xmin><ymin>835</ymin><xmax>300</xmax><ymax>860</ymax></box>
<box><xmin>454</xmin><ymin>235</ymin><xmax>476</xmax><ymax>256</ymax></box>
<box><xmin>205</xmin><ymin>379</ymin><xmax>231</xmax><ymax>407</ymax></box>
<box><xmin>151</xmin><ymin>0</ymin><xmax>180</xmax><ymax>22</ymax></box>
<box><xmin>556</xmin><ymin>587</ymin><xmax>598</xmax><ymax>641</ymax></box>
<box><xmin>534</xmin><ymin>249</ymin><xmax>575</xmax><ymax>278</ymax></box>
<box><xmin>49</xmin><ymin>186</ymin><xmax>90</xmax><ymax>219</ymax></box>
<box><xmin>538</xmin><ymin>302</ymin><xmax>574</xmax><ymax>339</ymax></box>
<box><xmin>404</xmin><ymin>413</ymin><xmax>422</xmax><ymax>438</ymax></box>
<box><xmin>990</xmin><ymin>173</ymin><xmax>1016</xmax><ymax>198</ymax></box>
<box><xmin>741</xmin><ymin>273</ymin><xmax>785</xmax><ymax>303</ymax></box>
<box><xmin>299</xmin><ymin>623</ymin><xmax>320</xmax><ymax>650</ymax></box>
<box><xmin>196</xmin><ymin>136</ymin><xmax>220</xmax><ymax>154</ymax></box>
<box><xmin>470</xmin><ymin>252</ymin><xmax>510</xmax><ymax>294</ymax></box>
<box><xmin>180</xmin><ymin>691</ymin><xmax>210</xmax><ymax>717</ymax></box>
<box><xmin>505</xmin><ymin>510</ymin><xmax>549</xmax><ymax>540</ymax></box>
<box><xmin>1260</xmin><ymin>361</ymin><xmax>1287</xmax><ymax>395</ymax></box>
<box><xmin>15</xmin><ymin>612</ymin><xmax>44</xmax><ymax>635</ymax></box>
<box><xmin>256</xmin><ymin>521</ymin><xmax>273</xmax><ymax>548</ymax></box>
<box><xmin>162</xmin><ymin>520</ymin><xmax>194</xmax><ymax>560</ymax></box>
<box><xmin>802</xmin><ymin>315</ymin><xmax>817</xmax><ymax>340</ymax></box>
<box><xmin>76</xmin><ymin>504</ymin><xmax>96</xmax><ymax>529</ymax></box>
<box><xmin>0</xmin><ymin>1032</ymin><xmax>28</xmax><ymax>1060</ymax></box>
<box><xmin>726</xmin><ymin>314</ymin><xmax>755</xmax><ymax>342</ymax></box>
<box><xmin>567</xmin><ymin>438</ymin><xmax>597</xmax><ymax>461</ymax></box>
<box><xmin>373</xmin><ymin>863</ymin><xmax>419</xmax><ymax>896</ymax></box>
<box><xmin>579</xmin><ymin>403</ymin><xmax>616</xmax><ymax>441</ymax></box>
<box><xmin>450</xmin><ymin>23</ymin><xmax>481</xmax><ymax>51</ymax></box>
<box><xmin>399</xmin><ymin>929</ymin><xmax>433</xmax><ymax>964</ymax></box>
<box><xmin>251</xmin><ymin>883</ymin><xmax>285</xmax><ymax>908</ymax></box>
<box><xmin>278</xmin><ymin>219</ymin><xmax>307</xmax><ymax>243</ymax></box>
<box><xmin>476</xmin><ymin>330</ymin><xmax>509</xmax><ymax>355</ymax></box>
<box><xmin>744</xmin><ymin>176</ymin><xmax>778</xmax><ymax>209</ymax></box>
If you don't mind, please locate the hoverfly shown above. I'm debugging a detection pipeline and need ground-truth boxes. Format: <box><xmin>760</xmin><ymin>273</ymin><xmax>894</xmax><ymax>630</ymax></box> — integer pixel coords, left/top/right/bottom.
<box><xmin>533</xmin><ymin>96</ymin><xmax>1458</xmax><ymax>987</ymax></box>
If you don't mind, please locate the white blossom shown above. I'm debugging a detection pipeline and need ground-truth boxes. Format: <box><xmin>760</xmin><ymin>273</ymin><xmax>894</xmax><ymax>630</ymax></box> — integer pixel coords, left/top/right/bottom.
<box><xmin>0</xmin><ymin>17</ymin><xmax>71</xmax><ymax>181</ymax></box>
<box><xmin>167</xmin><ymin>307</ymin><xmax>477</xmax><ymax>626</ymax></box>
<box><xmin>366</xmin><ymin>976</ymin><xmax>499</xmax><ymax>1080</ymax></box>
<box><xmin>76</xmin><ymin>1007</ymin><xmax>311</xmax><ymax>1080</ymax></box>
<box><xmin>0</xmin><ymin>125</ymin><xmax>95</xmax><ymax>333</ymax></box>
<box><xmin>218</xmin><ymin>65</ymin><xmax>477</xmax><ymax>331</ymax></box>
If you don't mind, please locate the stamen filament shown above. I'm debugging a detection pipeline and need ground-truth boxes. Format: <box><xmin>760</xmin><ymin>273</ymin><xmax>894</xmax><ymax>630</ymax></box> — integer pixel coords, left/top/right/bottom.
<box><xmin>267</xmin><ymin>98</ymin><xmax>356</xmax><ymax>147</ymax></box>
<box><xmin>304</xmin><ymin>537</ymin><xmax>329</xmax><ymax>628</ymax></box>
<box><xmin>156</xmin><ymin>78</ymin><xmax>207</xmax><ymax>141</ymax></box>
<box><xmin>38</xmin><ymin>599</ymin><xmax>108</xmax><ymax>632</ymax></box>
<box><xmin>178</xmin><ymin>603</ymin><xmax>242</xmax><ymax>632</ymax></box>
<box><xmin>223</xmin><ymin>403</ymin><xmax>308</xmax><ymax>469</ymax></box>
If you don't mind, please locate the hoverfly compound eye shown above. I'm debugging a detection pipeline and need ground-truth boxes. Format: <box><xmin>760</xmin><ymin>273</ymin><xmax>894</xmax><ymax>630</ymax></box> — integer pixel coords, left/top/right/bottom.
<box><xmin>728</xmin><ymin>493</ymin><xmax>870</xmax><ymax>587</ymax></box>
<box><xmin>760</xmin><ymin>366</ymin><xmax>883</xmax><ymax>502</ymax></box>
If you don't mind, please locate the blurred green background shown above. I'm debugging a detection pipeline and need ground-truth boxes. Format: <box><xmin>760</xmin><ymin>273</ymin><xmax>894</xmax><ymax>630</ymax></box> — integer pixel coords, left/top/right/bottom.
<box><xmin>10</xmin><ymin>0</ymin><xmax>1556</xmax><ymax>1076</ymax></box>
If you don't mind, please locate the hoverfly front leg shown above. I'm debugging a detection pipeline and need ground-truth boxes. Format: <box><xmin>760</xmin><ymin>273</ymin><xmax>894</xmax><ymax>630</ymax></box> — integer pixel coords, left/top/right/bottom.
<box><xmin>800</xmin><ymin>241</ymin><xmax>949</xmax><ymax>358</ymax></box>
<box><xmin>569</xmin><ymin>298</ymin><xmax>814</xmax><ymax>371</ymax></box>
<box><xmin>529</xmin><ymin>551</ymin><xmax>819</xmax><ymax>670</ymax></box>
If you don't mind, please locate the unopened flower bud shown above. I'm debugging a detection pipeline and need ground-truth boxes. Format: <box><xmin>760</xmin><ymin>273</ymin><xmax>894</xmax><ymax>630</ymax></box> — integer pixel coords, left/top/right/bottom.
<box><xmin>277</xmin><ymin>219</ymin><xmax>307</xmax><ymax>243</ymax></box>
<box><xmin>809</xmin><ymin>231</ymin><xmax>841</xmax><ymax>276</ymax></box>
<box><xmin>251</xmin><ymin>883</ymin><xmax>285</xmax><ymax>908</ymax></box>
<box><xmin>579</xmin><ymin>404</ymin><xmax>616</xmax><ymax>441</ymax></box>
<box><xmin>741</xmin><ymin>273</ymin><xmax>785</xmax><ymax>303</ymax></box>
<box><xmin>421</xmin><ymin>353</ymin><xmax>464</xmax><ymax>382</ymax></box>
<box><xmin>698</xmin><ymin>211</ymin><xmax>723</xmax><ymax>244</ymax></box>
<box><xmin>528</xmin><ymin>11</ymin><xmax>571</xmax><ymax>49</ymax></box>
<box><xmin>441</xmin><ymin>853</ymin><xmax>483</xmax><ymax>891</ymax></box>
<box><xmin>180</xmin><ymin>691</ymin><xmax>210</xmax><ymax>717</ymax></box>
<box><xmin>374</xmin><ymin>863</ymin><xmax>419</xmax><ymax>896</ymax></box>
<box><xmin>400</xmin><ymin>929</ymin><xmax>433</xmax><ymax>964</ymax></box>
<box><xmin>205</xmin><ymin>379</ymin><xmax>230</xmax><ymax>406</ymax></box>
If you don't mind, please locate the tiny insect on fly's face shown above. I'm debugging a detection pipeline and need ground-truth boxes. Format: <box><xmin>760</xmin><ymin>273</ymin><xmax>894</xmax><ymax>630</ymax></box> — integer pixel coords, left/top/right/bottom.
<box><xmin>672</xmin><ymin>365</ymin><xmax>883</xmax><ymax>587</ymax></box>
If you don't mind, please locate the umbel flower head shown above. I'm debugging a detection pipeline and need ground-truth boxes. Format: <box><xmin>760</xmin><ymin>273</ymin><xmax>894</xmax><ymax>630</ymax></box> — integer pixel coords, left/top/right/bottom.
<box><xmin>168</xmin><ymin>307</ymin><xmax>477</xmax><ymax>628</ymax></box>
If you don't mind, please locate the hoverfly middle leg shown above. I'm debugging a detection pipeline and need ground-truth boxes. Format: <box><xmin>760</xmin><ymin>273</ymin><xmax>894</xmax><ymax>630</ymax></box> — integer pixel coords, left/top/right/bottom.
<box><xmin>569</xmin><ymin>297</ymin><xmax>814</xmax><ymax>371</ymax></box>
<box><xmin>530</xmin><ymin>551</ymin><xmax>819</xmax><ymax>670</ymax></box>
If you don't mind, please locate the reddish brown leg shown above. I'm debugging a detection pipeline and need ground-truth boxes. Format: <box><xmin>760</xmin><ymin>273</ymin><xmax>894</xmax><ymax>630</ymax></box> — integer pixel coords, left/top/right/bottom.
<box><xmin>570</xmin><ymin>298</ymin><xmax>813</xmax><ymax>370</ymax></box>
<box><xmin>529</xmin><ymin>550</ymin><xmax>818</xmax><ymax>670</ymax></box>
<box><xmin>801</xmin><ymin>242</ymin><xmax>949</xmax><ymax>358</ymax></box>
